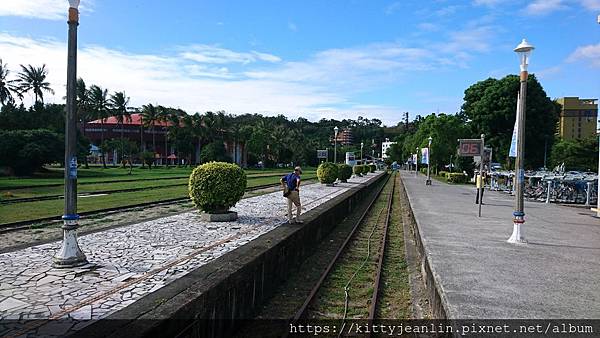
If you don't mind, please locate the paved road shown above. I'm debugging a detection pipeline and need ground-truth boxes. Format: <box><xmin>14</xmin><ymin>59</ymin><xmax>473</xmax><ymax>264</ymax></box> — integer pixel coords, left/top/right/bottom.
<box><xmin>401</xmin><ymin>171</ymin><xmax>600</xmax><ymax>319</ymax></box>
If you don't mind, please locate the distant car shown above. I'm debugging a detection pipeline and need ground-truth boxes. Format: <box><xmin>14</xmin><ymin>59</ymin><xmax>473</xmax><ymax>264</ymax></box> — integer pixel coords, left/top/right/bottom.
<box><xmin>490</xmin><ymin>162</ymin><xmax>501</xmax><ymax>170</ymax></box>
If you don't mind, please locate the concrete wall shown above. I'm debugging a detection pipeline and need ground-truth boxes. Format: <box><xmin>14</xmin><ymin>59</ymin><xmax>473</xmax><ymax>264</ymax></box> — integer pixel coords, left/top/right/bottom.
<box><xmin>397</xmin><ymin>174</ymin><xmax>448</xmax><ymax>320</ymax></box>
<box><xmin>76</xmin><ymin>173</ymin><xmax>386</xmax><ymax>338</ymax></box>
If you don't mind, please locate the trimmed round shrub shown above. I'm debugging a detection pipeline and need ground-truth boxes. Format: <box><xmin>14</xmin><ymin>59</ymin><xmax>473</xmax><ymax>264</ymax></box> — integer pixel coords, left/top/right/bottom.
<box><xmin>361</xmin><ymin>165</ymin><xmax>369</xmax><ymax>175</ymax></box>
<box><xmin>189</xmin><ymin>162</ymin><xmax>247</xmax><ymax>213</ymax></box>
<box><xmin>338</xmin><ymin>164</ymin><xmax>352</xmax><ymax>182</ymax></box>
<box><xmin>353</xmin><ymin>165</ymin><xmax>363</xmax><ymax>177</ymax></box>
<box><xmin>369</xmin><ymin>164</ymin><xmax>376</xmax><ymax>173</ymax></box>
<box><xmin>317</xmin><ymin>162</ymin><xmax>339</xmax><ymax>184</ymax></box>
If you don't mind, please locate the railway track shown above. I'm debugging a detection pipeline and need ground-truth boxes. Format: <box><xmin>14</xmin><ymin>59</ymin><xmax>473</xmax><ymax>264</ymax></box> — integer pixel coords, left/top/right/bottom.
<box><xmin>0</xmin><ymin>181</ymin><xmax>295</xmax><ymax>233</ymax></box>
<box><xmin>293</xmin><ymin>172</ymin><xmax>396</xmax><ymax>324</ymax></box>
<box><xmin>234</xmin><ymin>172</ymin><xmax>406</xmax><ymax>338</ymax></box>
<box><xmin>0</xmin><ymin>173</ymin><xmax>313</xmax><ymax>204</ymax></box>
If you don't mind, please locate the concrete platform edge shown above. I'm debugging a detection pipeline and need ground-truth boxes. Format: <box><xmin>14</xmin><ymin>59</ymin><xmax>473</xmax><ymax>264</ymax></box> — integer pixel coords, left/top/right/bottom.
<box><xmin>73</xmin><ymin>172</ymin><xmax>387</xmax><ymax>338</ymax></box>
<box><xmin>399</xmin><ymin>172</ymin><xmax>450</xmax><ymax>319</ymax></box>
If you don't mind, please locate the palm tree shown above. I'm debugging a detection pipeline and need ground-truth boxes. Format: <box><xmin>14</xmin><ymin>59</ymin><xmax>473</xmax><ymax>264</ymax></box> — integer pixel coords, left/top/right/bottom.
<box><xmin>166</xmin><ymin>109</ymin><xmax>183</xmax><ymax>166</ymax></box>
<box><xmin>89</xmin><ymin>85</ymin><xmax>110</xmax><ymax>168</ymax></box>
<box><xmin>0</xmin><ymin>59</ymin><xmax>17</xmax><ymax>106</ymax></box>
<box><xmin>109</xmin><ymin>91</ymin><xmax>130</xmax><ymax>165</ymax></box>
<box><xmin>141</xmin><ymin>104</ymin><xmax>160</xmax><ymax>163</ymax></box>
<box><xmin>76</xmin><ymin>78</ymin><xmax>91</xmax><ymax>168</ymax></box>
<box><xmin>14</xmin><ymin>64</ymin><xmax>54</xmax><ymax>104</ymax></box>
<box><xmin>191</xmin><ymin>113</ymin><xmax>208</xmax><ymax>164</ymax></box>
<box><xmin>158</xmin><ymin>105</ymin><xmax>171</xmax><ymax>166</ymax></box>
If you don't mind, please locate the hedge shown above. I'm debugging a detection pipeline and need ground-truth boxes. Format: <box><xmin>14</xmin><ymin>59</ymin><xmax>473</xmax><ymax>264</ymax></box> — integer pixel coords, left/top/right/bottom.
<box><xmin>188</xmin><ymin>162</ymin><xmax>247</xmax><ymax>213</ymax></box>
<box><xmin>338</xmin><ymin>164</ymin><xmax>352</xmax><ymax>182</ymax></box>
<box><xmin>369</xmin><ymin>164</ymin><xmax>376</xmax><ymax>173</ymax></box>
<box><xmin>353</xmin><ymin>165</ymin><xmax>363</xmax><ymax>177</ymax></box>
<box><xmin>438</xmin><ymin>170</ymin><xmax>448</xmax><ymax>177</ymax></box>
<box><xmin>317</xmin><ymin>162</ymin><xmax>339</xmax><ymax>184</ymax></box>
<box><xmin>446</xmin><ymin>172</ymin><xmax>468</xmax><ymax>184</ymax></box>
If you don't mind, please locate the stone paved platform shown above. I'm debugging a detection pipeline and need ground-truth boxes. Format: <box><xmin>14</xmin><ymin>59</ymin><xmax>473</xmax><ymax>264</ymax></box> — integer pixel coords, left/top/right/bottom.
<box><xmin>401</xmin><ymin>171</ymin><xmax>600</xmax><ymax>319</ymax></box>
<box><xmin>0</xmin><ymin>173</ymin><xmax>381</xmax><ymax>329</ymax></box>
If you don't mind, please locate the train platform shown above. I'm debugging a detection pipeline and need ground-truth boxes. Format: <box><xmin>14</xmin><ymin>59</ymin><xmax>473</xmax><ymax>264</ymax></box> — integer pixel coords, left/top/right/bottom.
<box><xmin>400</xmin><ymin>171</ymin><xmax>600</xmax><ymax>318</ymax></box>
<box><xmin>0</xmin><ymin>173</ymin><xmax>382</xmax><ymax>336</ymax></box>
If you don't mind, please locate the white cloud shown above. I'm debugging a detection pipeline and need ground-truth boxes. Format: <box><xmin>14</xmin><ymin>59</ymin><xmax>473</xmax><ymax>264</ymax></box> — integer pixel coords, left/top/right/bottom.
<box><xmin>536</xmin><ymin>66</ymin><xmax>562</xmax><ymax>79</ymax></box>
<box><xmin>580</xmin><ymin>0</ymin><xmax>600</xmax><ymax>10</ymax></box>
<box><xmin>473</xmin><ymin>0</ymin><xmax>502</xmax><ymax>6</ymax></box>
<box><xmin>0</xmin><ymin>33</ymin><xmax>338</xmax><ymax>114</ymax></box>
<box><xmin>179</xmin><ymin>45</ymin><xmax>281</xmax><ymax>64</ymax></box>
<box><xmin>0</xmin><ymin>28</ymin><xmax>494</xmax><ymax>122</ymax></box>
<box><xmin>385</xmin><ymin>2</ymin><xmax>402</xmax><ymax>15</ymax></box>
<box><xmin>0</xmin><ymin>0</ymin><xmax>93</xmax><ymax>20</ymax></box>
<box><xmin>417</xmin><ymin>23</ymin><xmax>439</xmax><ymax>32</ymax></box>
<box><xmin>524</xmin><ymin>0</ymin><xmax>567</xmax><ymax>15</ymax></box>
<box><xmin>567</xmin><ymin>43</ymin><xmax>600</xmax><ymax>67</ymax></box>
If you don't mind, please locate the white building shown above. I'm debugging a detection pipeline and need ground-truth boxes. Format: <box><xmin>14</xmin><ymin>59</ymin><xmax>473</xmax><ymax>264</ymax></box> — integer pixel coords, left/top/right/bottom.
<box><xmin>381</xmin><ymin>141</ymin><xmax>396</xmax><ymax>159</ymax></box>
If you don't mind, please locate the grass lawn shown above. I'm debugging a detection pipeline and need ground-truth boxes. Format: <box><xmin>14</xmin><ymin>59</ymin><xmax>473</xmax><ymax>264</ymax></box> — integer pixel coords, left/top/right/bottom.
<box><xmin>0</xmin><ymin>166</ymin><xmax>315</xmax><ymax>190</ymax></box>
<box><xmin>0</xmin><ymin>174</ymin><xmax>317</xmax><ymax>225</ymax></box>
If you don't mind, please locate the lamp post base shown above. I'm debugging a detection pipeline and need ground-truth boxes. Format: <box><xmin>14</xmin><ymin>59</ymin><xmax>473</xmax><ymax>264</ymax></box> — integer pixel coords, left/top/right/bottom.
<box><xmin>425</xmin><ymin>179</ymin><xmax>431</xmax><ymax>185</ymax></box>
<box><xmin>53</xmin><ymin>217</ymin><xmax>88</xmax><ymax>268</ymax></box>
<box><xmin>507</xmin><ymin>217</ymin><xmax>527</xmax><ymax>244</ymax></box>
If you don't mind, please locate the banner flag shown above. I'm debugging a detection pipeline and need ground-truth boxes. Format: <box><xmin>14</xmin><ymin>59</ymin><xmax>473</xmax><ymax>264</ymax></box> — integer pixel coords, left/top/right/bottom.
<box><xmin>412</xmin><ymin>153</ymin><xmax>418</xmax><ymax>163</ymax></box>
<box><xmin>421</xmin><ymin>147</ymin><xmax>429</xmax><ymax>165</ymax></box>
<box><xmin>509</xmin><ymin>92</ymin><xmax>520</xmax><ymax>158</ymax></box>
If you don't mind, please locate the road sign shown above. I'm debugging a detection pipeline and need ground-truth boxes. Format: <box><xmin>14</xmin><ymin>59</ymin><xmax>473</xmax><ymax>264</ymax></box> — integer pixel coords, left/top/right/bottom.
<box><xmin>458</xmin><ymin>139</ymin><xmax>483</xmax><ymax>157</ymax></box>
<box><xmin>317</xmin><ymin>149</ymin><xmax>328</xmax><ymax>159</ymax></box>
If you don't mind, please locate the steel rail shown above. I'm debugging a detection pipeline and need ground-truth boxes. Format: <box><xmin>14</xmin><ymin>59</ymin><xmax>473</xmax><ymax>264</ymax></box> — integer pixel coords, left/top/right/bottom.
<box><xmin>368</xmin><ymin>173</ymin><xmax>395</xmax><ymax>320</ymax></box>
<box><xmin>290</xmin><ymin>173</ymin><xmax>392</xmax><ymax>324</ymax></box>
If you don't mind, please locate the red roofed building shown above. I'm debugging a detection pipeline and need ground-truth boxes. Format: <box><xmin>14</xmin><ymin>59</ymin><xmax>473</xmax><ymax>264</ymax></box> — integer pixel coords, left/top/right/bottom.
<box><xmin>82</xmin><ymin>113</ymin><xmax>247</xmax><ymax>166</ymax></box>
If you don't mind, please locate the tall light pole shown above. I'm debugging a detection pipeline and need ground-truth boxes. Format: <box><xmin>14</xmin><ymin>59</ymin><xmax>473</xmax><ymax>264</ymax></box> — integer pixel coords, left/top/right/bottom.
<box><xmin>54</xmin><ymin>0</ymin><xmax>87</xmax><ymax>267</ymax></box>
<box><xmin>426</xmin><ymin>136</ymin><xmax>432</xmax><ymax>185</ymax></box>
<box><xmin>415</xmin><ymin>147</ymin><xmax>419</xmax><ymax>176</ymax></box>
<box><xmin>508</xmin><ymin>38</ymin><xmax>534</xmax><ymax>244</ymax></box>
<box><xmin>333</xmin><ymin>126</ymin><xmax>339</xmax><ymax>163</ymax></box>
<box><xmin>360</xmin><ymin>142</ymin><xmax>364</xmax><ymax>165</ymax></box>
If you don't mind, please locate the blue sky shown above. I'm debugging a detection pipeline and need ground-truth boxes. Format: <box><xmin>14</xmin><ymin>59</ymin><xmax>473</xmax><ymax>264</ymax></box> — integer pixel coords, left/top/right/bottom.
<box><xmin>0</xmin><ymin>0</ymin><xmax>598</xmax><ymax>125</ymax></box>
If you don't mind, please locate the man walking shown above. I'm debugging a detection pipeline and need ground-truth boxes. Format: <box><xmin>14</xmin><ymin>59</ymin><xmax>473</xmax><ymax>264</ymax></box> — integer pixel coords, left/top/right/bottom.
<box><xmin>281</xmin><ymin>166</ymin><xmax>303</xmax><ymax>224</ymax></box>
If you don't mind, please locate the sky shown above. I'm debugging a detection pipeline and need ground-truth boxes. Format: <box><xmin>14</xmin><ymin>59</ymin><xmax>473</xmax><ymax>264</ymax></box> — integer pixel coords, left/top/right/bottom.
<box><xmin>0</xmin><ymin>0</ymin><xmax>598</xmax><ymax>126</ymax></box>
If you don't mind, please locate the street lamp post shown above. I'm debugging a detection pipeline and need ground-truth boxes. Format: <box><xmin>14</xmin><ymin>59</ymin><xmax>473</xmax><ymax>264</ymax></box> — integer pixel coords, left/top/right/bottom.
<box><xmin>54</xmin><ymin>0</ymin><xmax>87</xmax><ymax>267</ymax></box>
<box><xmin>478</xmin><ymin>134</ymin><xmax>485</xmax><ymax>218</ymax></box>
<box><xmin>508</xmin><ymin>38</ymin><xmax>534</xmax><ymax>244</ymax></box>
<box><xmin>333</xmin><ymin>126</ymin><xmax>339</xmax><ymax>164</ymax></box>
<box><xmin>360</xmin><ymin>142</ymin><xmax>364</xmax><ymax>165</ymax></box>
<box><xmin>415</xmin><ymin>147</ymin><xmax>419</xmax><ymax>177</ymax></box>
<box><xmin>426</xmin><ymin>136</ymin><xmax>432</xmax><ymax>185</ymax></box>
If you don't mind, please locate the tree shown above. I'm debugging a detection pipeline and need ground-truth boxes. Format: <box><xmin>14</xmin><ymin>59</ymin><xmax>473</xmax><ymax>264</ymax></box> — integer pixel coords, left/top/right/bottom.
<box><xmin>109</xmin><ymin>91</ymin><xmax>130</xmax><ymax>165</ymax></box>
<box><xmin>191</xmin><ymin>112</ymin><xmax>208</xmax><ymax>164</ymax></box>
<box><xmin>461</xmin><ymin>74</ymin><xmax>559</xmax><ymax>169</ymax></box>
<box><xmin>89</xmin><ymin>85</ymin><xmax>110</xmax><ymax>168</ymax></box>
<box><xmin>0</xmin><ymin>129</ymin><xmax>63</xmax><ymax>175</ymax></box>
<box><xmin>200</xmin><ymin>141</ymin><xmax>231</xmax><ymax>163</ymax></box>
<box><xmin>0</xmin><ymin>59</ymin><xmax>17</xmax><ymax>106</ymax></box>
<box><xmin>14</xmin><ymin>64</ymin><xmax>54</xmax><ymax>104</ymax></box>
<box><xmin>76</xmin><ymin>78</ymin><xmax>92</xmax><ymax>168</ymax></box>
<box><xmin>140</xmin><ymin>104</ymin><xmax>160</xmax><ymax>162</ymax></box>
<box><xmin>550</xmin><ymin>137</ymin><xmax>598</xmax><ymax>171</ymax></box>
